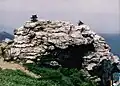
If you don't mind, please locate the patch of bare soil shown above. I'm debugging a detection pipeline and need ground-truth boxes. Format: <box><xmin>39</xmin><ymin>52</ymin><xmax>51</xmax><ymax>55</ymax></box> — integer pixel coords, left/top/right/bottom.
<box><xmin>0</xmin><ymin>58</ymin><xmax>41</xmax><ymax>78</ymax></box>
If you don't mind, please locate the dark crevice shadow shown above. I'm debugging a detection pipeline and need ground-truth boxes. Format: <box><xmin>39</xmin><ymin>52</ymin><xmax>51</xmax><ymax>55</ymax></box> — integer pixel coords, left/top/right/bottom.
<box><xmin>44</xmin><ymin>43</ymin><xmax>95</xmax><ymax>69</ymax></box>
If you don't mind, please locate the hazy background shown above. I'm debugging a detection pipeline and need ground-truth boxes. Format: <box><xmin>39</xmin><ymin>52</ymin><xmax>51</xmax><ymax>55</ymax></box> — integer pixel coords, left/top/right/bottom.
<box><xmin>0</xmin><ymin>0</ymin><xmax>119</xmax><ymax>34</ymax></box>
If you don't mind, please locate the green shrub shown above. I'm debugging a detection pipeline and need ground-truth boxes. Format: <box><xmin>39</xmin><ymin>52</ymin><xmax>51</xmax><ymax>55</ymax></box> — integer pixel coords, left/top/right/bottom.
<box><xmin>24</xmin><ymin>63</ymin><xmax>97</xmax><ymax>86</ymax></box>
<box><xmin>0</xmin><ymin>63</ymin><xmax>97</xmax><ymax>86</ymax></box>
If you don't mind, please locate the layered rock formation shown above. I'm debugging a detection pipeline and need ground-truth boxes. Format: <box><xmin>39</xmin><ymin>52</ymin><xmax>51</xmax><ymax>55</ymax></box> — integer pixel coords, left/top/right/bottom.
<box><xmin>2</xmin><ymin>18</ymin><xmax>119</xmax><ymax>84</ymax></box>
<box><xmin>9</xmin><ymin>19</ymin><xmax>119</xmax><ymax>66</ymax></box>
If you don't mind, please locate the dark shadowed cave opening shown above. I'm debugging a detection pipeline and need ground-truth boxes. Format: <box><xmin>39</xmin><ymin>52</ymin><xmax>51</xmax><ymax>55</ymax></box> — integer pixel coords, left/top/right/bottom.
<box><xmin>40</xmin><ymin>43</ymin><xmax>95</xmax><ymax>69</ymax></box>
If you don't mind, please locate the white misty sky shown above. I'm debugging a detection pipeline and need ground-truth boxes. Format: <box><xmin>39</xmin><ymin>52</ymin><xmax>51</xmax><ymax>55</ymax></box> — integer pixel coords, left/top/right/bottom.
<box><xmin>0</xmin><ymin>0</ymin><xmax>119</xmax><ymax>34</ymax></box>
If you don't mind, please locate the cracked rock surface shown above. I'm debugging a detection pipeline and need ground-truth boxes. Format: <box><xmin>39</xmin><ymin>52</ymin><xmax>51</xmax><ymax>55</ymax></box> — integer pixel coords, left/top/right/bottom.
<box><xmin>4</xmin><ymin>19</ymin><xmax>119</xmax><ymax>80</ymax></box>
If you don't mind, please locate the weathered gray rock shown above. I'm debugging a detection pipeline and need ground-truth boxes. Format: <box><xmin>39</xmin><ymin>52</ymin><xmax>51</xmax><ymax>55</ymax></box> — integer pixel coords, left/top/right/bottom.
<box><xmin>4</xmin><ymin>19</ymin><xmax>119</xmax><ymax>83</ymax></box>
<box><xmin>0</xmin><ymin>41</ymin><xmax>13</xmax><ymax>60</ymax></box>
<box><xmin>10</xmin><ymin>19</ymin><xmax>120</xmax><ymax>65</ymax></box>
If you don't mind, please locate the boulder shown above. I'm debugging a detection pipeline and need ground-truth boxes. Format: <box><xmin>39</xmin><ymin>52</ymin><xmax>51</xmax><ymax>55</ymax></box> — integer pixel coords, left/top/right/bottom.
<box><xmin>4</xmin><ymin>18</ymin><xmax>120</xmax><ymax>84</ymax></box>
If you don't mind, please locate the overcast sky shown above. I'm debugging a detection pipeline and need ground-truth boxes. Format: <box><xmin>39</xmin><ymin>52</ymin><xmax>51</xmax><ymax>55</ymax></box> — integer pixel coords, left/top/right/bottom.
<box><xmin>0</xmin><ymin>0</ymin><xmax>119</xmax><ymax>34</ymax></box>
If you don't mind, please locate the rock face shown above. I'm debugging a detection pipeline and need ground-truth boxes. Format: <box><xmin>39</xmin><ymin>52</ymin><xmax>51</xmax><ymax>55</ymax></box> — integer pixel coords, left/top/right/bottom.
<box><xmin>10</xmin><ymin>20</ymin><xmax>120</xmax><ymax>65</ymax></box>
<box><xmin>4</xmin><ymin>19</ymin><xmax>120</xmax><ymax>83</ymax></box>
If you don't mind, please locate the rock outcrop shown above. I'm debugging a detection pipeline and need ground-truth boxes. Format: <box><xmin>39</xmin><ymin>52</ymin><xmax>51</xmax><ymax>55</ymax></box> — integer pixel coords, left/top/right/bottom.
<box><xmin>2</xmin><ymin>17</ymin><xmax>120</xmax><ymax>84</ymax></box>
<box><xmin>10</xmin><ymin>19</ymin><xmax>119</xmax><ymax>65</ymax></box>
<box><xmin>0</xmin><ymin>41</ymin><xmax>13</xmax><ymax>60</ymax></box>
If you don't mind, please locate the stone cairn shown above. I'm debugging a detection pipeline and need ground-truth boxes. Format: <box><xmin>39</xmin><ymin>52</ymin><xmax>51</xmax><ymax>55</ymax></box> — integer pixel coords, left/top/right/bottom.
<box><xmin>3</xmin><ymin>15</ymin><xmax>119</xmax><ymax>85</ymax></box>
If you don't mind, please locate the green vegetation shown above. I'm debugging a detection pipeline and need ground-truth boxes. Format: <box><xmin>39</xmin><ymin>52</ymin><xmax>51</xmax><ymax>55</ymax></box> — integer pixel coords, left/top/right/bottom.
<box><xmin>0</xmin><ymin>64</ymin><xmax>97</xmax><ymax>86</ymax></box>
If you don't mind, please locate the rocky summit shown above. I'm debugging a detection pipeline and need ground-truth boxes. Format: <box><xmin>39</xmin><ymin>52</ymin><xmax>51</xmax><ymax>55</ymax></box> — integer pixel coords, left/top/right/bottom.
<box><xmin>1</xmin><ymin>18</ymin><xmax>120</xmax><ymax>84</ymax></box>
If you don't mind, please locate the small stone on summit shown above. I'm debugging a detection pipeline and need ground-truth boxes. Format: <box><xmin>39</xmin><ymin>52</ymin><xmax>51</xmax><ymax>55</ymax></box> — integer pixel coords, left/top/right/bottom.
<box><xmin>78</xmin><ymin>20</ymin><xmax>84</xmax><ymax>26</ymax></box>
<box><xmin>31</xmin><ymin>15</ymin><xmax>38</xmax><ymax>22</ymax></box>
